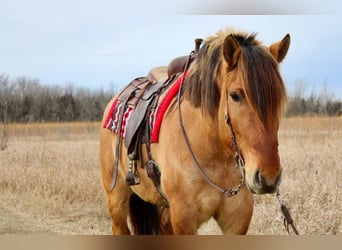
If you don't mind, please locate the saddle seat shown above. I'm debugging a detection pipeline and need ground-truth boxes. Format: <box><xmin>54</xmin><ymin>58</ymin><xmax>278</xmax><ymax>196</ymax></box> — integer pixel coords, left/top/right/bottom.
<box><xmin>147</xmin><ymin>66</ymin><xmax>168</xmax><ymax>82</ymax></box>
<box><xmin>147</xmin><ymin>38</ymin><xmax>203</xmax><ymax>83</ymax></box>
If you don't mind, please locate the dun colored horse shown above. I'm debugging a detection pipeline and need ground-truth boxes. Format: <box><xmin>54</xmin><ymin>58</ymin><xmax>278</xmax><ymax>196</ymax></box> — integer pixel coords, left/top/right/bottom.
<box><xmin>100</xmin><ymin>28</ymin><xmax>290</xmax><ymax>234</ymax></box>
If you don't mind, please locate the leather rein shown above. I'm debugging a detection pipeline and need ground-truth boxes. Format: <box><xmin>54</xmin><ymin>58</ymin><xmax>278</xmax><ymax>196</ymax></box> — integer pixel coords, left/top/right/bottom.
<box><xmin>177</xmin><ymin>51</ymin><xmax>246</xmax><ymax>198</ymax></box>
<box><xmin>177</xmin><ymin>51</ymin><xmax>299</xmax><ymax>235</ymax></box>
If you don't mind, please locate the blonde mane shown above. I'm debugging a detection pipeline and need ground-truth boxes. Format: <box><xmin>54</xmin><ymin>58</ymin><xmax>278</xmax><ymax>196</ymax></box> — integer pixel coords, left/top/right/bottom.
<box><xmin>184</xmin><ymin>28</ymin><xmax>287</xmax><ymax>126</ymax></box>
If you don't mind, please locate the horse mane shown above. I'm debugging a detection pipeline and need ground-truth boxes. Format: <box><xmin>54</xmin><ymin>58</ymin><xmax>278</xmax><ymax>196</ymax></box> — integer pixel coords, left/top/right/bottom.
<box><xmin>184</xmin><ymin>28</ymin><xmax>287</xmax><ymax>126</ymax></box>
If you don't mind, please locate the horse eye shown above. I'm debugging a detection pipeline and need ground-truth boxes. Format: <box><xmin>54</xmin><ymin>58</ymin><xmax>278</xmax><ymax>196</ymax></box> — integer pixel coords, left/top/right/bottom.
<box><xmin>229</xmin><ymin>92</ymin><xmax>242</xmax><ymax>102</ymax></box>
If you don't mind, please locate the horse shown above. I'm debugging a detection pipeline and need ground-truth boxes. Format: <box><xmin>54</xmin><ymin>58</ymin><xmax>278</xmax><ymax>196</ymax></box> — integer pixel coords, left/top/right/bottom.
<box><xmin>100</xmin><ymin>28</ymin><xmax>290</xmax><ymax>235</ymax></box>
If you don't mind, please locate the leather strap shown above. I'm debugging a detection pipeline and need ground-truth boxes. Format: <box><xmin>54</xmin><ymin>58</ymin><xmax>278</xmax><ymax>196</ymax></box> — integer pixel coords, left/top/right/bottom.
<box><xmin>110</xmin><ymin>92</ymin><xmax>134</xmax><ymax>191</ymax></box>
<box><xmin>177</xmin><ymin>51</ymin><xmax>245</xmax><ymax>197</ymax></box>
<box><xmin>144</xmin><ymin>102</ymin><xmax>169</xmax><ymax>205</ymax></box>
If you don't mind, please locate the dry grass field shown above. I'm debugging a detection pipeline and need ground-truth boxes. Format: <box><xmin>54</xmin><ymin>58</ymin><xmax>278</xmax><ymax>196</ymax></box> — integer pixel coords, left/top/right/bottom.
<box><xmin>0</xmin><ymin>117</ymin><xmax>341</xmax><ymax>235</ymax></box>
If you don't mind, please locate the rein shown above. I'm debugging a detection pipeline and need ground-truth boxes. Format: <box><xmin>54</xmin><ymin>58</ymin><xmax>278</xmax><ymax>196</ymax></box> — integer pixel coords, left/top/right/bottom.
<box><xmin>177</xmin><ymin>51</ymin><xmax>245</xmax><ymax>197</ymax></box>
<box><xmin>276</xmin><ymin>188</ymin><xmax>300</xmax><ymax>235</ymax></box>
<box><xmin>177</xmin><ymin>50</ymin><xmax>299</xmax><ymax>234</ymax></box>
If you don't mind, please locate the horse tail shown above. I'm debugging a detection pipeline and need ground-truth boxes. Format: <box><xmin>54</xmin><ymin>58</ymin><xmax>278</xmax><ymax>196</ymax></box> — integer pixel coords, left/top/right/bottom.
<box><xmin>129</xmin><ymin>194</ymin><xmax>162</xmax><ymax>235</ymax></box>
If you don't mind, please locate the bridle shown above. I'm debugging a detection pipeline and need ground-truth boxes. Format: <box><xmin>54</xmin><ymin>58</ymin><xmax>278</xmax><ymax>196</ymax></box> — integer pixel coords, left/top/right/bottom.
<box><xmin>177</xmin><ymin>50</ymin><xmax>299</xmax><ymax>235</ymax></box>
<box><xmin>177</xmin><ymin>51</ymin><xmax>246</xmax><ymax>198</ymax></box>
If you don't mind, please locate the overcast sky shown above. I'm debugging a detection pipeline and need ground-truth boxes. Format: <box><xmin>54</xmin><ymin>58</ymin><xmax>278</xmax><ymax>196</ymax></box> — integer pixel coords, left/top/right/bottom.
<box><xmin>1</xmin><ymin>1</ymin><xmax>341</xmax><ymax>98</ymax></box>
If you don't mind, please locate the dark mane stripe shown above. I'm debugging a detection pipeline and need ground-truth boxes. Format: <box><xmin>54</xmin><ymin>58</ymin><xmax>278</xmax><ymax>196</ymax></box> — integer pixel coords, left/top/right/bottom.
<box><xmin>240</xmin><ymin>45</ymin><xmax>286</xmax><ymax>125</ymax></box>
<box><xmin>184</xmin><ymin>29</ymin><xmax>287</xmax><ymax>125</ymax></box>
<box><xmin>184</xmin><ymin>40</ymin><xmax>221</xmax><ymax>118</ymax></box>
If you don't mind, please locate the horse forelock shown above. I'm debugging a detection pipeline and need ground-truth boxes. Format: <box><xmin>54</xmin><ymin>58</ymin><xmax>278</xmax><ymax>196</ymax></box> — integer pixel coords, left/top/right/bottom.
<box><xmin>184</xmin><ymin>29</ymin><xmax>287</xmax><ymax>125</ymax></box>
<box><xmin>239</xmin><ymin>45</ymin><xmax>287</xmax><ymax>127</ymax></box>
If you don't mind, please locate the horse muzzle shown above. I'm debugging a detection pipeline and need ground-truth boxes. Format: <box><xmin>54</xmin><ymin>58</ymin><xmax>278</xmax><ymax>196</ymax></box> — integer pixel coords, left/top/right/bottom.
<box><xmin>247</xmin><ymin>169</ymin><xmax>282</xmax><ymax>194</ymax></box>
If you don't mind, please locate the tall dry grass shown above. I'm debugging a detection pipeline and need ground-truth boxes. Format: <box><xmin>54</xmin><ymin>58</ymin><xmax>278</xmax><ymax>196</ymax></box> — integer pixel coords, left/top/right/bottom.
<box><xmin>0</xmin><ymin>122</ymin><xmax>111</xmax><ymax>234</ymax></box>
<box><xmin>0</xmin><ymin>118</ymin><xmax>341</xmax><ymax>234</ymax></box>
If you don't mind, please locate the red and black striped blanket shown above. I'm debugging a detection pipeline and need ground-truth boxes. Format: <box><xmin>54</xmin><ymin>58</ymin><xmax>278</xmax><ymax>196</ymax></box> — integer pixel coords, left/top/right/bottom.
<box><xmin>103</xmin><ymin>72</ymin><xmax>188</xmax><ymax>143</ymax></box>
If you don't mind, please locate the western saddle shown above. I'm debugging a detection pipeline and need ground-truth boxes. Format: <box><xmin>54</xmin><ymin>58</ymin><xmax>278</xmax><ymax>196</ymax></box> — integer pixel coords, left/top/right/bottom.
<box><xmin>109</xmin><ymin>39</ymin><xmax>203</xmax><ymax>201</ymax></box>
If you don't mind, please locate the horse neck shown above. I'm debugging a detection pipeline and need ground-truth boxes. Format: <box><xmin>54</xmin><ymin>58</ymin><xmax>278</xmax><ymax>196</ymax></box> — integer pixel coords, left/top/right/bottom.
<box><xmin>180</xmin><ymin>98</ymin><xmax>228</xmax><ymax>160</ymax></box>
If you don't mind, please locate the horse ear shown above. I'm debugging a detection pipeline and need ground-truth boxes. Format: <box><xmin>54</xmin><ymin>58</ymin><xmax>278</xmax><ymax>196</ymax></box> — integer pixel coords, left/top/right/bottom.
<box><xmin>269</xmin><ymin>34</ymin><xmax>290</xmax><ymax>63</ymax></box>
<box><xmin>223</xmin><ymin>34</ymin><xmax>241</xmax><ymax>70</ymax></box>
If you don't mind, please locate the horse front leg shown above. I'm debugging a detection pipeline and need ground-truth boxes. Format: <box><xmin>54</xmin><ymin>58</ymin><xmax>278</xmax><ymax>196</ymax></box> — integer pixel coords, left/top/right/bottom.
<box><xmin>169</xmin><ymin>201</ymin><xmax>198</xmax><ymax>234</ymax></box>
<box><xmin>215</xmin><ymin>190</ymin><xmax>254</xmax><ymax>235</ymax></box>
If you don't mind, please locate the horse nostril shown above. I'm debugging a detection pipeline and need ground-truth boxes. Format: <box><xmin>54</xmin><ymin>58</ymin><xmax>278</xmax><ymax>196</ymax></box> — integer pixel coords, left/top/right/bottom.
<box><xmin>254</xmin><ymin>170</ymin><xmax>263</xmax><ymax>188</ymax></box>
<box><xmin>252</xmin><ymin>169</ymin><xmax>280</xmax><ymax>194</ymax></box>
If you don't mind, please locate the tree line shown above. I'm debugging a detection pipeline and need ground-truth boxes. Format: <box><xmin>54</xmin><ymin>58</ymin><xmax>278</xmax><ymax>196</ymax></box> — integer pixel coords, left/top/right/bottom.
<box><xmin>0</xmin><ymin>74</ymin><xmax>115</xmax><ymax>123</ymax></box>
<box><xmin>287</xmin><ymin>81</ymin><xmax>341</xmax><ymax>116</ymax></box>
<box><xmin>0</xmin><ymin>74</ymin><xmax>341</xmax><ymax>124</ymax></box>
<box><xmin>287</xmin><ymin>94</ymin><xmax>341</xmax><ymax>116</ymax></box>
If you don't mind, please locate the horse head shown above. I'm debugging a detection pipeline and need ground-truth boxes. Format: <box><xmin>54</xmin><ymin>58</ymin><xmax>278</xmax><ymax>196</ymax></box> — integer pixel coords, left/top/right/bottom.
<box><xmin>220</xmin><ymin>32</ymin><xmax>290</xmax><ymax>194</ymax></box>
<box><xmin>185</xmin><ymin>29</ymin><xmax>290</xmax><ymax>195</ymax></box>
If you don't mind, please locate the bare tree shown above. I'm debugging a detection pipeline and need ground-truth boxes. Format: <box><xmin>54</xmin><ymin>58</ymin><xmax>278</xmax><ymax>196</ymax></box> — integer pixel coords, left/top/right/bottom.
<box><xmin>1</xmin><ymin>110</ymin><xmax>9</xmax><ymax>151</ymax></box>
<box><xmin>0</xmin><ymin>74</ymin><xmax>9</xmax><ymax>150</ymax></box>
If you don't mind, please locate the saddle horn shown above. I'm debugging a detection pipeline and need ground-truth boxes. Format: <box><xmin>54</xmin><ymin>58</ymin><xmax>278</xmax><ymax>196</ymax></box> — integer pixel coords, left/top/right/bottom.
<box><xmin>168</xmin><ymin>38</ymin><xmax>203</xmax><ymax>77</ymax></box>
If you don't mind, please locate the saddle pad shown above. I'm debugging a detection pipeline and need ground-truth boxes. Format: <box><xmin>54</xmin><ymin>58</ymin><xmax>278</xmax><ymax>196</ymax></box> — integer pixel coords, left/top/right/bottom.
<box><xmin>150</xmin><ymin>71</ymin><xmax>189</xmax><ymax>142</ymax></box>
<box><xmin>104</xmin><ymin>71</ymin><xmax>189</xmax><ymax>143</ymax></box>
<box><xmin>104</xmin><ymin>101</ymin><xmax>133</xmax><ymax>138</ymax></box>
